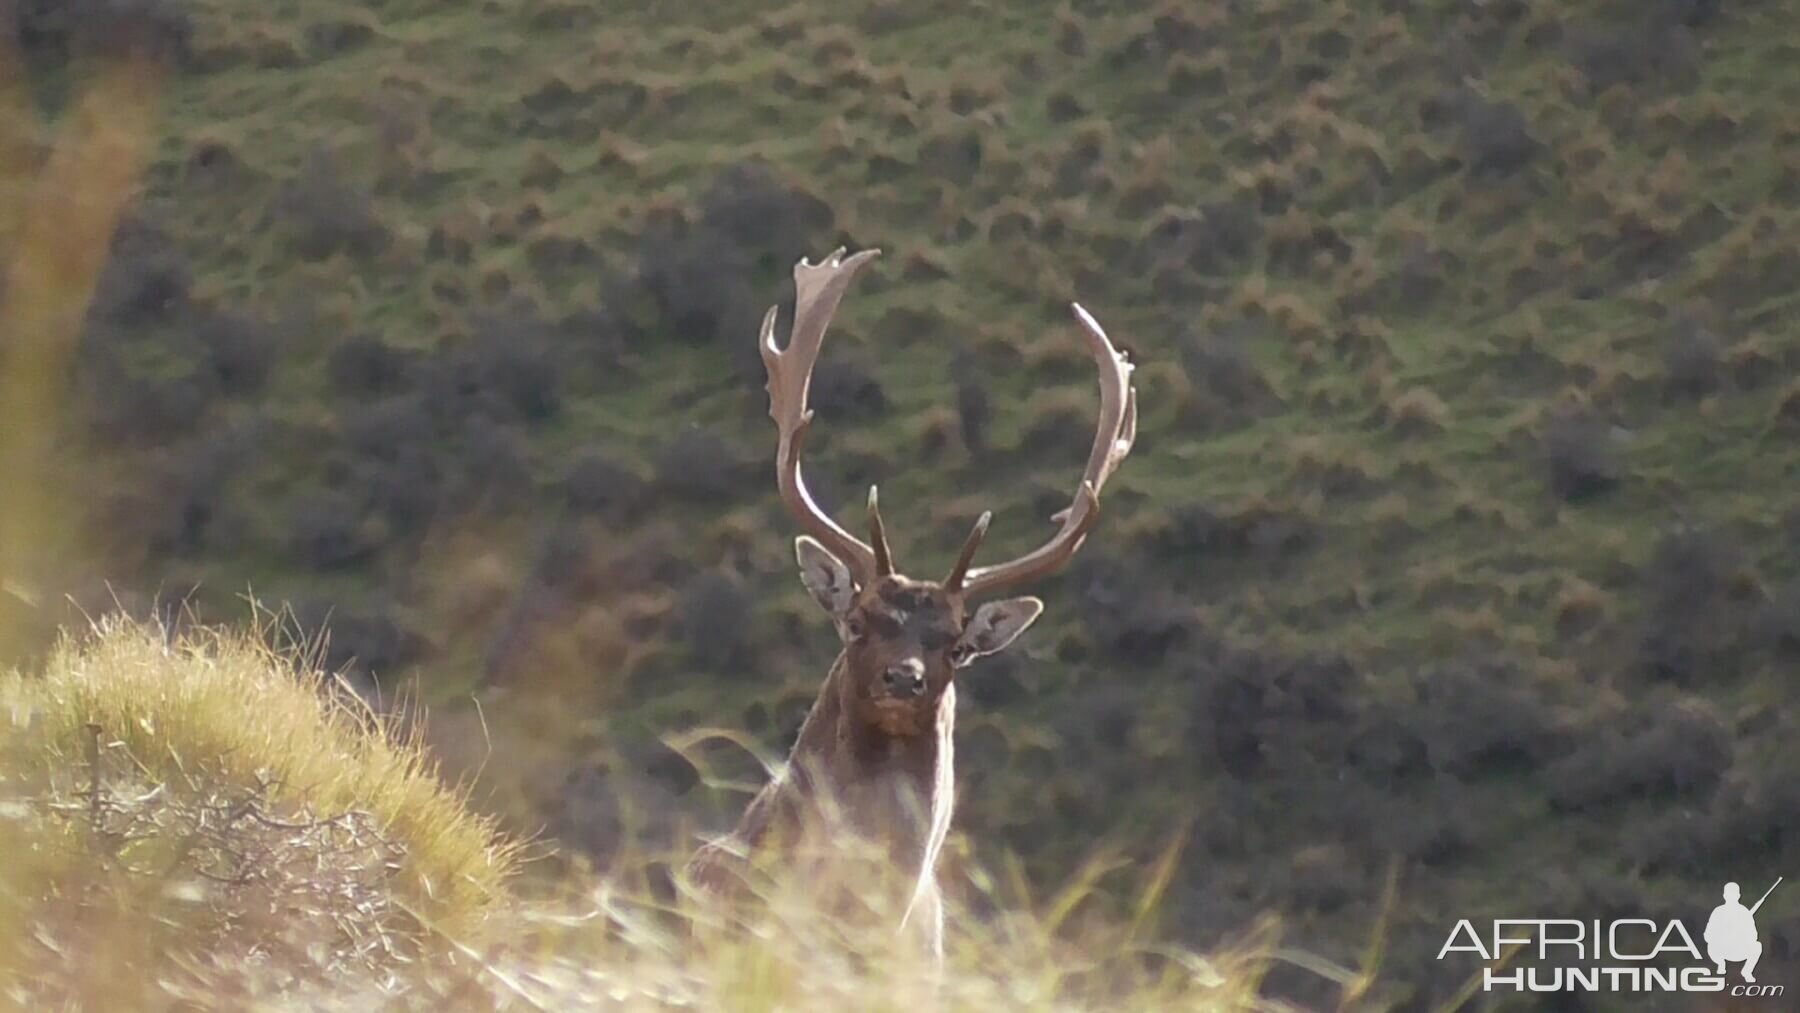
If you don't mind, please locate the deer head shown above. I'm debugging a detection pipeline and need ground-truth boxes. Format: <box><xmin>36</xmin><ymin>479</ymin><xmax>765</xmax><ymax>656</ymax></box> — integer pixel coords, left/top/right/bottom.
<box><xmin>761</xmin><ymin>248</ymin><xmax>1138</xmax><ymax>739</ymax></box>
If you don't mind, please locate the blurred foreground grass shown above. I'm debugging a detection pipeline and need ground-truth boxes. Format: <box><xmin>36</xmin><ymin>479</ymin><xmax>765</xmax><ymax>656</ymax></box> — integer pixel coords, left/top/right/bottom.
<box><xmin>0</xmin><ymin>616</ymin><xmax>1299</xmax><ymax>1011</ymax></box>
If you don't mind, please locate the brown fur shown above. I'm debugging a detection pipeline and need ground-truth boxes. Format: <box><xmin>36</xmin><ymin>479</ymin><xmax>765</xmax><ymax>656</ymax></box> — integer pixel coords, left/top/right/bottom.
<box><xmin>686</xmin><ymin>576</ymin><xmax>962</xmax><ymax>957</ymax></box>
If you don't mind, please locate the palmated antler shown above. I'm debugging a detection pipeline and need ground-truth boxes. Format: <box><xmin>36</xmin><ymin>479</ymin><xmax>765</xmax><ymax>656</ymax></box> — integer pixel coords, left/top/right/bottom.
<box><xmin>950</xmin><ymin>303</ymin><xmax>1137</xmax><ymax>597</ymax></box>
<box><xmin>760</xmin><ymin>247</ymin><xmax>892</xmax><ymax>586</ymax></box>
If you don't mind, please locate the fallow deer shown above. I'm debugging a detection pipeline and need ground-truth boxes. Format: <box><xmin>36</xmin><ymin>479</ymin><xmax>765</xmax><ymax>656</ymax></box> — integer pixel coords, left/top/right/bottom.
<box><xmin>684</xmin><ymin>248</ymin><xmax>1137</xmax><ymax>961</ymax></box>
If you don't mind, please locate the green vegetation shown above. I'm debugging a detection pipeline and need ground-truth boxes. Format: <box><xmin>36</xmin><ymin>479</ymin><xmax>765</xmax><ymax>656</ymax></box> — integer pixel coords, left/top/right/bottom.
<box><xmin>3</xmin><ymin>0</ymin><xmax>1797</xmax><ymax>1006</ymax></box>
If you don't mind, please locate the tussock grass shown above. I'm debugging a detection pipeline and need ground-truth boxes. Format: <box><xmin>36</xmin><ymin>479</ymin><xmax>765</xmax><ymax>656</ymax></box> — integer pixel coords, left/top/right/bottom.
<box><xmin>7</xmin><ymin>612</ymin><xmax>517</xmax><ymax>926</ymax></box>
<box><xmin>0</xmin><ymin>611</ymin><xmax>519</xmax><ymax>1007</ymax></box>
<box><xmin>457</xmin><ymin>856</ymin><xmax>1277</xmax><ymax>1012</ymax></box>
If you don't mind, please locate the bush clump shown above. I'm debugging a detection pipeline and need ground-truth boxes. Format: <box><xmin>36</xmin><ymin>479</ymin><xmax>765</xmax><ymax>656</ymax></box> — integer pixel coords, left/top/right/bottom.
<box><xmin>675</xmin><ymin>570</ymin><xmax>758</xmax><ymax>673</ymax></box>
<box><xmin>653</xmin><ymin>427</ymin><xmax>753</xmax><ymax>502</ymax></box>
<box><xmin>1545</xmin><ymin>697</ymin><xmax>1731</xmax><ymax>810</ymax></box>
<box><xmin>1539</xmin><ymin>408</ymin><xmax>1621</xmax><ymax>501</ymax></box>
<box><xmin>1637</xmin><ymin>526</ymin><xmax>1746</xmax><ymax>684</ymax></box>
<box><xmin>1459</xmin><ymin>96</ymin><xmax>1540</xmax><ymax>179</ymax></box>
<box><xmin>277</xmin><ymin>151</ymin><xmax>390</xmax><ymax>260</ymax></box>
<box><xmin>328</xmin><ymin>334</ymin><xmax>420</xmax><ymax>399</ymax></box>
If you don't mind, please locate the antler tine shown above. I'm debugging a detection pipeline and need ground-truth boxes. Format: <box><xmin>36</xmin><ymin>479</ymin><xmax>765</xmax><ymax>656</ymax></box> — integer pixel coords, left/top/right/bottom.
<box><xmin>760</xmin><ymin>247</ymin><xmax>883</xmax><ymax>586</ymax></box>
<box><xmin>943</xmin><ymin>510</ymin><xmax>992</xmax><ymax>592</ymax></box>
<box><xmin>867</xmin><ymin>485</ymin><xmax>895</xmax><ymax>577</ymax></box>
<box><xmin>959</xmin><ymin>302</ymin><xmax>1137</xmax><ymax>598</ymax></box>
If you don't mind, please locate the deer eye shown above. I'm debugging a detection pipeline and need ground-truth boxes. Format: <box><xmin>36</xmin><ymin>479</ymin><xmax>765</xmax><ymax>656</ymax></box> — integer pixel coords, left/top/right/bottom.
<box><xmin>844</xmin><ymin>616</ymin><xmax>866</xmax><ymax>639</ymax></box>
<box><xmin>948</xmin><ymin>643</ymin><xmax>974</xmax><ymax>666</ymax></box>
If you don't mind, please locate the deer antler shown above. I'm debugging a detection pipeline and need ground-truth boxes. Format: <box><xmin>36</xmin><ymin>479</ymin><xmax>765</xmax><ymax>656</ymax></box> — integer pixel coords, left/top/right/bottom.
<box><xmin>952</xmin><ymin>303</ymin><xmax>1137</xmax><ymax>598</ymax></box>
<box><xmin>760</xmin><ymin>247</ymin><xmax>887</xmax><ymax>587</ymax></box>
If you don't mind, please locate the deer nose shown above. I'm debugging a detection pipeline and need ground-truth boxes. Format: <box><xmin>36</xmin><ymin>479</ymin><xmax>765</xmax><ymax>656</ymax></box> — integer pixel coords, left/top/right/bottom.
<box><xmin>882</xmin><ymin>660</ymin><xmax>926</xmax><ymax>698</ymax></box>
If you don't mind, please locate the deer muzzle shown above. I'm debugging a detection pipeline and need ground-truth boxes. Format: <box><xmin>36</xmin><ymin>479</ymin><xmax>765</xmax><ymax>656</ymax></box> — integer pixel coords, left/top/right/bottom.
<box><xmin>881</xmin><ymin>659</ymin><xmax>926</xmax><ymax>699</ymax></box>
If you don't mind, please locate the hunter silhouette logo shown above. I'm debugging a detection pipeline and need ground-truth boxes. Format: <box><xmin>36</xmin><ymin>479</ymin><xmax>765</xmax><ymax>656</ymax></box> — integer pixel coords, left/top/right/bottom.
<box><xmin>1436</xmin><ymin>877</ymin><xmax>1786</xmax><ymax>997</ymax></box>
<box><xmin>1707</xmin><ymin>878</ymin><xmax>1780</xmax><ymax>983</ymax></box>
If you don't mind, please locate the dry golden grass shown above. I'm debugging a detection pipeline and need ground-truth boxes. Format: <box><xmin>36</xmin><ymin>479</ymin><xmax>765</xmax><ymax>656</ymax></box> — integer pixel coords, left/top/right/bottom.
<box><xmin>0</xmin><ymin>612</ymin><xmax>519</xmax><ymax>1008</ymax></box>
<box><xmin>0</xmin><ymin>615</ymin><xmax>1304</xmax><ymax>1011</ymax></box>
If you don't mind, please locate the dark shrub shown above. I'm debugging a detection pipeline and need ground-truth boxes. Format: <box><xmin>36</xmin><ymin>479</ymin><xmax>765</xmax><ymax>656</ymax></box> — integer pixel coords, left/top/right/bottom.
<box><xmin>1567</xmin><ymin>24</ymin><xmax>1699</xmax><ymax>95</ymax></box>
<box><xmin>1144</xmin><ymin>200</ymin><xmax>1261</xmax><ymax>276</ymax></box>
<box><xmin>1344</xmin><ymin>708</ymin><xmax>1430</xmax><ymax>782</ymax></box>
<box><xmin>327</xmin><ymin>335</ymin><xmax>418</xmax><ymax>398</ymax></box>
<box><xmin>1180</xmin><ymin>322</ymin><xmax>1278</xmax><ymax>429</ymax></box>
<box><xmin>1151</xmin><ymin>498</ymin><xmax>1316</xmax><ymax>566</ymax></box>
<box><xmin>1540</xmin><ymin>409</ymin><xmax>1620</xmax><ymax>501</ymax></box>
<box><xmin>89</xmin><ymin>218</ymin><xmax>191</xmax><ymax>328</ymax></box>
<box><xmin>1052</xmin><ymin>685</ymin><xmax>1139</xmax><ymax>768</ymax></box>
<box><xmin>956</xmin><ymin>379</ymin><xmax>991</xmax><ymax>456</ymax></box>
<box><xmin>290</xmin><ymin>600</ymin><xmax>424</xmax><ymax>682</ymax></box>
<box><xmin>631</xmin><ymin>228</ymin><xmax>758</xmax><ymax>347</ymax></box>
<box><xmin>1753</xmin><ymin>578</ymin><xmax>1800</xmax><ymax>656</ymax></box>
<box><xmin>557</xmin><ymin>305</ymin><xmax>630</xmax><ymax>371</ymax></box>
<box><xmin>1643</xmin><ymin>526</ymin><xmax>1740</xmax><ymax>600</ymax></box>
<box><xmin>432</xmin><ymin>312</ymin><xmax>562</xmax><ymax>425</ymax></box>
<box><xmin>1017</xmin><ymin>400</ymin><xmax>1092</xmax><ymax>461</ymax></box>
<box><xmin>1194</xmin><ymin>642</ymin><xmax>1359</xmax><ymax>780</ymax></box>
<box><xmin>1389</xmin><ymin>240</ymin><xmax>1451</xmax><ymax>308</ymax></box>
<box><xmin>360</xmin><ymin>449</ymin><xmax>443</xmax><ymax>534</ymax></box>
<box><xmin>287</xmin><ymin>492</ymin><xmax>376</xmax><ymax>571</ymax></box>
<box><xmin>277</xmin><ymin>151</ymin><xmax>389</xmax><ymax>260</ymax></box>
<box><xmin>305</xmin><ymin>17</ymin><xmax>375</xmax><ymax>59</ymax></box>
<box><xmin>676</xmin><ymin>571</ymin><xmax>755</xmax><ymax>672</ymax></box>
<box><xmin>192</xmin><ymin>309</ymin><xmax>275</xmax><ymax>396</ymax></box>
<box><xmin>919</xmin><ymin>129</ymin><xmax>983</xmax><ymax>185</ymax></box>
<box><xmin>1653</xmin><ymin>0</ymin><xmax>1720</xmax><ymax>29</ymax></box>
<box><xmin>78</xmin><ymin>356</ymin><xmax>217</xmax><ymax>443</ymax></box>
<box><xmin>1546</xmin><ymin>698</ymin><xmax>1731</xmax><ymax>810</ymax></box>
<box><xmin>20</xmin><ymin>0</ymin><xmax>193</xmax><ymax>66</ymax></box>
<box><xmin>341</xmin><ymin>395</ymin><xmax>434</xmax><ymax>462</ymax></box>
<box><xmin>961</xmin><ymin>650</ymin><xmax>1027</xmax><ymax>708</ymax></box>
<box><xmin>1663</xmin><ymin>317</ymin><xmax>1722</xmax><ymax>400</ymax></box>
<box><xmin>333</xmin><ymin>398</ymin><xmax>444</xmax><ymax>533</ymax></box>
<box><xmin>127</xmin><ymin>422</ymin><xmax>260</xmax><ymax>555</ymax></box>
<box><xmin>1637</xmin><ymin>742</ymin><xmax>1800</xmax><ymax>872</ymax></box>
<box><xmin>697</xmin><ymin>163</ymin><xmax>833</xmax><ymax>268</ymax></box>
<box><xmin>653</xmin><ymin>428</ymin><xmax>752</xmax><ymax>503</ymax></box>
<box><xmin>1071</xmin><ymin>553</ymin><xmax>1195</xmax><ymax>664</ymax></box>
<box><xmin>1409</xmin><ymin>655</ymin><xmax>1569</xmax><ymax>778</ymax></box>
<box><xmin>562</xmin><ymin>453</ymin><xmax>645</xmax><ymax>519</ymax></box>
<box><xmin>808</xmin><ymin>357</ymin><xmax>887</xmax><ymax>421</ymax></box>
<box><xmin>1460</xmin><ymin>97</ymin><xmax>1540</xmax><ymax>179</ymax></box>
<box><xmin>459</xmin><ymin>418</ymin><xmax>532</xmax><ymax>508</ymax></box>
<box><xmin>1638</xmin><ymin>526</ymin><xmax>1743</xmax><ymax>684</ymax></box>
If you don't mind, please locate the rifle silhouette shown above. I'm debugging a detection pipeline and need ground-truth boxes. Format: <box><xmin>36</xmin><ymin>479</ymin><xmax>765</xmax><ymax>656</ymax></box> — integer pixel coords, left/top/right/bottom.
<box><xmin>1750</xmin><ymin>877</ymin><xmax>1783</xmax><ymax>916</ymax></box>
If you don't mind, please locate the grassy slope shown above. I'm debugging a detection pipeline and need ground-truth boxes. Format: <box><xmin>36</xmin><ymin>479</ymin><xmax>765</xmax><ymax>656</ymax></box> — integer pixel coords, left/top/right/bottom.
<box><xmin>33</xmin><ymin>0</ymin><xmax>1800</xmax><ymax>1003</ymax></box>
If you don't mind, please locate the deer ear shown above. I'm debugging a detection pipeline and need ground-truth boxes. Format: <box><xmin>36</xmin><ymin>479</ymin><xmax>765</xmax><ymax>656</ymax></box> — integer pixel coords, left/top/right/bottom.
<box><xmin>954</xmin><ymin>597</ymin><xmax>1043</xmax><ymax>666</ymax></box>
<box><xmin>795</xmin><ymin>536</ymin><xmax>856</xmax><ymax>617</ymax></box>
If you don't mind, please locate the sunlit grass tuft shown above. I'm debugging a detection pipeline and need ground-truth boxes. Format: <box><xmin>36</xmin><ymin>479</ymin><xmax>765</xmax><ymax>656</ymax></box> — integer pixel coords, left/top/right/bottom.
<box><xmin>396</xmin><ymin>837</ymin><xmax>1279</xmax><ymax>1012</ymax></box>
<box><xmin>0</xmin><ymin>610</ymin><xmax>521</xmax><ymax>1006</ymax></box>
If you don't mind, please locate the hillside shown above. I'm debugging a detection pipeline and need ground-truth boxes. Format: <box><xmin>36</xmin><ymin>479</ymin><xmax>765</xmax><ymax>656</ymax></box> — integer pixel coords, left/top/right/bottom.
<box><xmin>4</xmin><ymin>0</ymin><xmax>1798</xmax><ymax>1005</ymax></box>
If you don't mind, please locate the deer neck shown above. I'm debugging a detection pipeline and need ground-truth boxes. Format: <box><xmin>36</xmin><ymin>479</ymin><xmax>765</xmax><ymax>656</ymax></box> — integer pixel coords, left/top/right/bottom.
<box><xmin>817</xmin><ymin>650</ymin><xmax>945</xmax><ymax>778</ymax></box>
<box><xmin>761</xmin><ymin>650</ymin><xmax>957</xmax><ymax>884</ymax></box>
